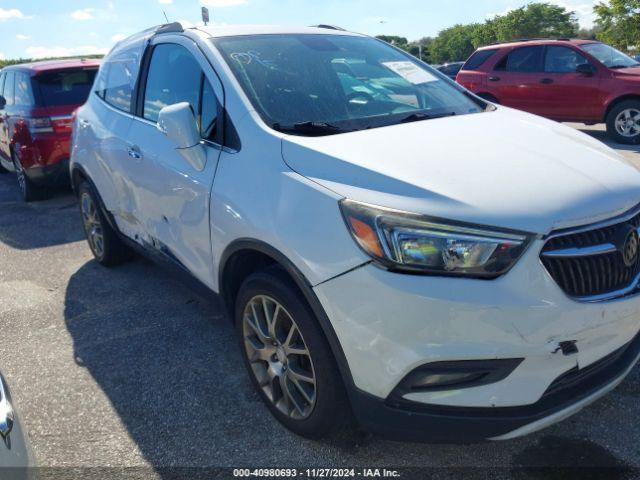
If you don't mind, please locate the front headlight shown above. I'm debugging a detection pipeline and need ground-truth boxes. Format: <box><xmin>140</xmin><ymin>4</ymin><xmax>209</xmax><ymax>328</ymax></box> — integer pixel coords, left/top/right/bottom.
<box><xmin>340</xmin><ymin>199</ymin><xmax>533</xmax><ymax>278</ymax></box>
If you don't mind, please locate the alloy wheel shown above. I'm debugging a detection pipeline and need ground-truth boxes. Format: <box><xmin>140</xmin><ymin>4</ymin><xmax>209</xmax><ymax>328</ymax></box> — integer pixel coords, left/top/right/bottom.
<box><xmin>80</xmin><ymin>192</ymin><xmax>105</xmax><ymax>258</ymax></box>
<box><xmin>13</xmin><ymin>156</ymin><xmax>26</xmax><ymax>196</ymax></box>
<box><xmin>242</xmin><ymin>295</ymin><xmax>317</xmax><ymax>420</ymax></box>
<box><xmin>615</xmin><ymin>108</ymin><xmax>640</xmax><ymax>138</ymax></box>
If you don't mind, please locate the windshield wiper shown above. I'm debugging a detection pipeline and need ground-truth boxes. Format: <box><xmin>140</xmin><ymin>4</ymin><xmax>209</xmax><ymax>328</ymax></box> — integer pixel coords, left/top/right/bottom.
<box><xmin>399</xmin><ymin>111</ymin><xmax>457</xmax><ymax>124</ymax></box>
<box><xmin>610</xmin><ymin>64</ymin><xmax>640</xmax><ymax>69</ymax></box>
<box><xmin>273</xmin><ymin>121</ymin><xmax>349</xmax><ymax>136</ymax></box>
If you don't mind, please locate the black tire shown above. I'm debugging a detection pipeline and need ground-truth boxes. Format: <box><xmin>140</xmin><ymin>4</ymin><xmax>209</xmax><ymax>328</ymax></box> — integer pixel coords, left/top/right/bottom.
<box><xmin>12</xmin><ymin>150</ymin><xmax>46</xmax><ymax>202</ymax></box>
<box><xmin>606</xmin><ymin>100</ymin><xmax>640</xmax><ymax>145</ymax></box>
<box><xmin>77</xmin><ymin>181</ymin><xmax>133</xmax><ymax>266</ymax></box>
<box><xmin>235</xmin><ymin>267</ymin><xmax>351</xmax><ymax>439</ymax></box>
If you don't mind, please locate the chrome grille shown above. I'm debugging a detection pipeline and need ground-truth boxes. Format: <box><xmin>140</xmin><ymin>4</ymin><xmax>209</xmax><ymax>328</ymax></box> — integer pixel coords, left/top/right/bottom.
<box><xmin>541</xmin><ymin>210</ymin><xmax>640</xmax><ymax>300</ymax></box>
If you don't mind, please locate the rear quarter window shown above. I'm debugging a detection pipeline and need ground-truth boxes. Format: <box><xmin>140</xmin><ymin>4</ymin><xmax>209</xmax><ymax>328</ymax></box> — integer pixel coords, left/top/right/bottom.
<box><xmin>462</xmin><ymin>49</ymin><xmax>499</xmax><ymax>70</ymax></box>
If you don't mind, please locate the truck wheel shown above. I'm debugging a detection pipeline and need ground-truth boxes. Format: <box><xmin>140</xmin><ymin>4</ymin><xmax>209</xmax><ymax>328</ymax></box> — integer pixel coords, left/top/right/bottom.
<box><xmin>606</xmin><ymin>100</ymin><xmax>640</xmax><ymax>145</ymax></box>
<box><xmin>235</xmin><ymin>267</ymin><xmax>350</xmax><ymax>439</ymax></box>
<box><xmin>78</xmin><ymin>181</ymin><xmax>133</xmax><ymax>266</ymax></box>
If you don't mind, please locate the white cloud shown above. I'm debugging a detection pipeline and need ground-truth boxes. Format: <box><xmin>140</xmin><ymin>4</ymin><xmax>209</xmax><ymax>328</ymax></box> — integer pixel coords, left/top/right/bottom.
<box><xmin>0</xmin><ymin>8</ymin><xmax>25</xmax><ymax>21</ymax></box>
<box><xmin>71</xmin><ymin>9</ymin><xmax>94</xmax><ymax>21</ymax></box>
<box><xmin>0</xmin><ymin>53</ymin><xmax>5</xmax><ymax>61</ymax></box>
<box><xmin>486</xmin><ymin>6</ymin><xmax>515</xmax><ymax>19</ymax></box>
<box><xmin>111</xmin><ymin>33</ymin><xmax>127</xmax><ymax>42</ymax></box>
<box><xmin>201</xmin><ymin>0</ymin><xmax>247</xmax><ymax>7</ymax></box>
<box><xmin>549</xmin><ymin>0</ymin><xmax>598</xmax><ymax>28</ymax></box>
<box><xmin>159</xmin><ymin>0</ymin><xmax>173</xmax><ymax>4</ymax></box>
<box><xmin>26</xmin><ymin>45</ymin><xmax>108</xmax><ymax>59</ymax></box>
<box><xmin>16</xmin><ymin>34</ymin><xmax>31</xmax><ymax>40</ymax></box>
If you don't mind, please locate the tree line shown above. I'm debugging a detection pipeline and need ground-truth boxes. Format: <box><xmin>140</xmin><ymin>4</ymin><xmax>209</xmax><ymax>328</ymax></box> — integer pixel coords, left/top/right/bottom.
<box><xmin>378</xmin><ymin>0</ymin><xmax>639</xmax><ymax>64</ymax></box>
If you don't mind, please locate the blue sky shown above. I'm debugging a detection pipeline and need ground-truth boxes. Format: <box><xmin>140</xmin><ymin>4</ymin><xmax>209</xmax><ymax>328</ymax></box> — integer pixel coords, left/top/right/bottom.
<box><xmin>0</xmin><ymin>0</ymin><xmax>598</xmax><ymax>60</ymax></box>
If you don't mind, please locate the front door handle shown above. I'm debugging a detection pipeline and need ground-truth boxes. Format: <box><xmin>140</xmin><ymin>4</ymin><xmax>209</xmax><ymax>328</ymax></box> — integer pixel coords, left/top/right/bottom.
<box><xmin>488</xmin><ymin>76</ymin><xmax>501</xmax><ymax>82</ymax></box>
<box><xmin>0</xmin><ymin>376</ymin><xmax>14</xmax><ymax>439</ymax></box>
<box><xmin>127</xmin><ymin>146</ymin><xmax>142</xmax><ymax>159</ymax></box>
<box><xmin>540</xmin><ymin>78</ymin><xmax>554</xmax><ymax>84</ymax></box>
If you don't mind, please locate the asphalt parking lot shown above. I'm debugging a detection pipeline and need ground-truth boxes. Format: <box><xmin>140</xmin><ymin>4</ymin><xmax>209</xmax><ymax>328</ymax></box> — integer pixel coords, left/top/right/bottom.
<box><xmin>0</xmin><ymin>124</ymin><xmax>639</xmax><ymax>479</ymax></box>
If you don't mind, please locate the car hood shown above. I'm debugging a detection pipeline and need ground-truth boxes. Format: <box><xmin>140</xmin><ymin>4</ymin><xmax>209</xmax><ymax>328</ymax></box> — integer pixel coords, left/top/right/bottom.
<box><xmin>281</xmin><ymin>108</ymin><xmax>640</xmax><ymax>234</ymax></box>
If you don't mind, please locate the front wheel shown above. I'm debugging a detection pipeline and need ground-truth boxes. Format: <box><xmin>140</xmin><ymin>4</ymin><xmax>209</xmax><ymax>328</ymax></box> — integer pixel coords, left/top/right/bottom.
<box><xmin>78</xmin><ymin>181</ymin><xmax>133</xmax><ymax>266</ymax></box>
<box><xmin>235</xmin><ymin>267</ymin><xmax>350</xmax><ymax>439</ymax></box>
<box><xmin>606</xmin><ymin>100</ymin><xmax>640</xmax><ymax>145</ymax></box>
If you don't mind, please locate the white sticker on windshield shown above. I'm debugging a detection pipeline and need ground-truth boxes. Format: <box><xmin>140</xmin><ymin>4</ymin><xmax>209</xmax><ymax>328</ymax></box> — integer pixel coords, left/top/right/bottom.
<box><xmin>382</xmin><ymin>61</ymin><xmax>438</xmax><ymax>85</ymax></box>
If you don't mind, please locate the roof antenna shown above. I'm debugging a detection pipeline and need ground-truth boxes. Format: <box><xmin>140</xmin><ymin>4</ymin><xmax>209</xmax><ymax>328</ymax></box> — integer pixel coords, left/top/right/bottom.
<box><xmin>163</xmin><ymin>10</ymin><xmax>169</xmax><ymax>23</ymax></box>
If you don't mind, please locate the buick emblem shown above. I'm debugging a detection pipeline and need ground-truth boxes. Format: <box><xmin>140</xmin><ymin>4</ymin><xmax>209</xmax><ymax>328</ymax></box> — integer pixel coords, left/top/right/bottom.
<box><xmin>622</xmin><ymin>229</ymin><xmax>639</xmax><ymax>267</ymax></box>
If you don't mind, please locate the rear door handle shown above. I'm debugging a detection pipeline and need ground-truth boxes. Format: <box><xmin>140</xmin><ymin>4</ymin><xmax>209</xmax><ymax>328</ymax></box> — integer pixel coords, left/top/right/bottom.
<box><xmin>0</xmin><ymin>376</ymin><xmax>14</xmax><ymax>439</ymax></box>
<box><xmin>540</xmin><ymin>78</ymin><xmax>554</xmax><ymax>84</ymax></box>
<box><xmin>488</xmin><ymin>76</ymin><xmax>501</xmax><ymax>82</ymax></box>
<box><xmin>128</xmin><ymin>146</ymin><xmax>142</xmax><ymax>159</ymax></box>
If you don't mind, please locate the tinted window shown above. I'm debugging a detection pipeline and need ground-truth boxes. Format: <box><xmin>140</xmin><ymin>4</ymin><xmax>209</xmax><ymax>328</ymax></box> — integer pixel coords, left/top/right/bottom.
<box><xmin>581</xmin><ymin>43</ymin><xmax>640</xmax><ymax>69</ymax></box>
<box><xmin>143</xmin><ymin>44</ymin><xmax>201</xmax><ymax>122</ymax></box>
<box><xmin>0</xmin><ymin>73</ymin><xmax>5</xmax><ymax>105</ymax></box>
<box><xmin>463</xmin><ymin>49</ymin><xmax>499</xmax><ymax>70</ymax></box>
<box><xmin>14</xmin><ymin>72</ymin><xmax>34</xmax><ymax>106</ymax></box>
<box><xmin>545</xmin><ymin>46</ymin><xmax>589</xmax><ymax>73</ymax></box>
<box><xmin>35</xmin><ymin>69</ymin><xmax>96</xmax><ymax>107</ymax></box>
<box><xmin>199</xmin><ymin>78</ymin><xmax>218</xmax><ymax>140</ymax></box>
<box><xmin>439</xmin><ymin>64</ymin><xmax>462</xmax><ymax>76</ymax></box>
<box><xmin>496</xmin><ymin>46</ymin><xmax>544</xmax><ymax>72</ymax></box>
<box><xmin>214</xmin><ymin>34</ymin><xmax>483</xmax><ymax>134</ymax></box>
<box><xmin>3</xmin><ymin>72</ymin><xmax>14</xmax><ymax>106</ymax></box>
<box><xmin>96</xmin><ymin>49</ymin><xmax>139</xmax><ymax>112</ymax></box>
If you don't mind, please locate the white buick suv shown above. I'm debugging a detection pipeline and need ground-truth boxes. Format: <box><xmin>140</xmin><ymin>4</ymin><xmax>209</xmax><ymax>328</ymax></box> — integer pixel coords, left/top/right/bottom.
<box><xmin>70</xmin><ymin>23</ymin><xmax>640</xmax><ymax>442</ymax></box>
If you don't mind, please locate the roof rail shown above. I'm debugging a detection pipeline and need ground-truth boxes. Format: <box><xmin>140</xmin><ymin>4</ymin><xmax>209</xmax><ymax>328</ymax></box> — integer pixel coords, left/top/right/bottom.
<box><xmin>489</xmin><ymin>37</ymin><xmax>572</xmax><ymax>45</ymax></box>
<box><xmin>156</xmin><ymin>22</ymin><xmax>184</xmax><ymax>35</ymax></box>
<box><xmin>311</xmin><ymin>24</ymin><xmax>346</xmax><ymax>31</ymax></box>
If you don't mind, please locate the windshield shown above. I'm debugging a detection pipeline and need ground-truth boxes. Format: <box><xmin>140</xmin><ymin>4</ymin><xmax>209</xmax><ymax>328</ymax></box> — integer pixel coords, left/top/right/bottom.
<box><xmin>213</xmin><ymin>34</ymin><xmax>485</xmax><ymax>135</ymax></box>
<box><xmin>581</xmin><ymin>43</ymin><xmax>640</xmax><ymax>69</ymax></box>
<box><xmin>35</xmin><ymin>68</ymin><xmax>98</xmax><ymax>107</ymax></box>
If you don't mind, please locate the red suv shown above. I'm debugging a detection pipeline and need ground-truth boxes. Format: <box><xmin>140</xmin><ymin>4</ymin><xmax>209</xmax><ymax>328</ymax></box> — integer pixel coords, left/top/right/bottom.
<box><xmin>457</xmin><ymin>39</ymin><xmax>640</xmax><ymax>145</ymax></box>
<box><xmin>0</xmin><ymin>59</ymin><xmax>100</xmax><ymax>201</ymax></box>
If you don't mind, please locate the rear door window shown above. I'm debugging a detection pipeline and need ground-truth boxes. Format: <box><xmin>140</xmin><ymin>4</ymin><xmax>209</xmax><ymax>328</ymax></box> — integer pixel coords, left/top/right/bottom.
<box><xmin>95</xmin><ymin>48</ymin><xmax>140</xmax><ymax>113</ymax></box>
<box><xmin>463</xmin><ymin>49</ymin><xmax>499</xmax><ymax>70</ymax></box>
<box><xmin>35</xmin><ymin>68</ymin><xmax>97</xmax><ymax>107</ymax></box>
<box><xmin>14</xmin><ymin>72</ymin><xmax>35</xmax><ymax>106</ymax></box>
<box><xmin>495</xmin><ymin>46</ymin><xmax>545</xmax><ymax>72</ymax></box>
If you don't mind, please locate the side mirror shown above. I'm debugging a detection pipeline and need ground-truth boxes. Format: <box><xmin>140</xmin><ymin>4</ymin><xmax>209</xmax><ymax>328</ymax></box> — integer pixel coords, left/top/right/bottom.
<box><xmin>157</xmin><ymin>102</ymin><xmax>206</xmax><ymax>171</ymax></box>
<box><xmin>576</xmin><ymin>63</ymin><xmax>595</xmax><ymax>76</ymax></box>
<box><xmin>0</xmin><ymin>96</ymin><xmax>6</xmax><ymax>109</ymax></box>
